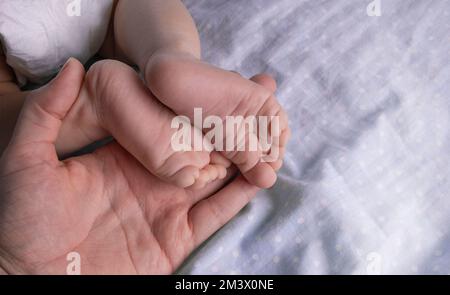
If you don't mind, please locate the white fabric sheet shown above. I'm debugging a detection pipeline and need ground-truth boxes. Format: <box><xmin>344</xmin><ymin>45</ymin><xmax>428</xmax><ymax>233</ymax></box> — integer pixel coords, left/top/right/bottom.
<box><xmin>179</xmin><ymin>0</ymin><xmax>450</xmax><ymax>275</ymax></box>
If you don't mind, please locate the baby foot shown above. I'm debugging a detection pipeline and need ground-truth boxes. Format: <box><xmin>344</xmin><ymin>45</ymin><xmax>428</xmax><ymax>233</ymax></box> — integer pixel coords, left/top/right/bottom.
<box><xmin>83</xmin><ymin>60</ymin><xmax>230</xmax><ymax>188</ymax></box>
<box><xmin>144</xmin><ymin>52</ymin><xmax>290</xmax><ymax>188</ymax></box>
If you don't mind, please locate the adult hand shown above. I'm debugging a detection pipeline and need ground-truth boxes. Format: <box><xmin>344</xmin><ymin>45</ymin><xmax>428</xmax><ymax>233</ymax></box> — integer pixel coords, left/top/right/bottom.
<box><xmin>0</xmin><ymin>59</ymin><xmax>266</xmax><ymax>274</ymax></box>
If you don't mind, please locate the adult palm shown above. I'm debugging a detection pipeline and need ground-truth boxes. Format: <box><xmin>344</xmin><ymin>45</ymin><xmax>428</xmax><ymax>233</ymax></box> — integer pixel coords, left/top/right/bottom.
<box><xmin>0</xmin><ymin>60</ymin><xmax>260</xmax><ymax>274</ymax></box>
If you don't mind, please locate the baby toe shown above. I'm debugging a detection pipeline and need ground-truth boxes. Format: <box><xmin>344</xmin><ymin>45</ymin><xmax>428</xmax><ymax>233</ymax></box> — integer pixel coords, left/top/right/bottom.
<box><xmin>269</xmin><ymin>159</ymin><xmax>283</xmax><ymax>172</ymax></box>
<box><xmin>205</xmin><ymin>165</ymin><xmax>219</xmax><ymax>181</ymax></box>
<box><xmin>243</xmin><ymin>162</ymin><xmax>277</xmax><ymax>188</ymax></box>
<box><xmin>170</xmin><ymin>166</ymin><xmax>200</xmax><ymax>188</ymax></box>
<box><xmin>210</xmin><ymin>151</ymin><xmax>231</xmax><ymax>168</ymax></box>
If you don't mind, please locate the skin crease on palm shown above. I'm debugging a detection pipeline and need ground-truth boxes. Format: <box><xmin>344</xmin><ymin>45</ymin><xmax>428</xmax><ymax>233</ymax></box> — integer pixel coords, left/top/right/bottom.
<box><xmin>0</xmin><ymin>59</ymin><xmax>280</xmax><ymax>274</ymax></box>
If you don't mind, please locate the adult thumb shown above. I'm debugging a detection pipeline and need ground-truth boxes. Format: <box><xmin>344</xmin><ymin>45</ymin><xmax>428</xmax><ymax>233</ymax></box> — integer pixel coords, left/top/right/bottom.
<box><xmin>8</xmin><ymin>58</ymin><xmax>85</xmax><ymax>163</ymax></box>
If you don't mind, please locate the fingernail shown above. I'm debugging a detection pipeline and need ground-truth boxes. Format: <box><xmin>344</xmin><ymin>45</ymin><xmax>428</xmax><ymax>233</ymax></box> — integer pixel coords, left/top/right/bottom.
<box><xmin>60</xmin><ymin>57</ymin><xmax>74</xmax><ymax>73</ymax></box>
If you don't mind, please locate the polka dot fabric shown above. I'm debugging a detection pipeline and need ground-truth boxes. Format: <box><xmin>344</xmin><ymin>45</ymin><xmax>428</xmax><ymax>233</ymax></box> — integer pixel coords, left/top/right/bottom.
<box><xmin>178</xmin><ymin>0</ymin><xmax>450</xmax><ymax>274</ymax></box>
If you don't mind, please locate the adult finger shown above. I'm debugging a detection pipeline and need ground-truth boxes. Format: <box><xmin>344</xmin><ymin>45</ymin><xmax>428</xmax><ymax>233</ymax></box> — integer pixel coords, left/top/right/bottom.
<box><xmin>250</xmin><ymin>73</ymin><xmax>277</xmax><ymax>93</ymax></box>
<box><xmin>6</xmin><ymin>58</ymin><xmax>85</xmax><ymax>167</ymax></box>
<box><xmin>188</xmin><ymin>175</ymin><xmax>260</xmax><ymax>246</ymax></box>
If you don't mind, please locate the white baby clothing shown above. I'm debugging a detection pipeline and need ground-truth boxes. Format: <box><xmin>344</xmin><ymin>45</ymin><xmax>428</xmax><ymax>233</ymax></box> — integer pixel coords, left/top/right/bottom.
<box><xmin>0</xmin><ymin>0</ymin><xmax>114</xmax><ymax>85</ymax></box>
